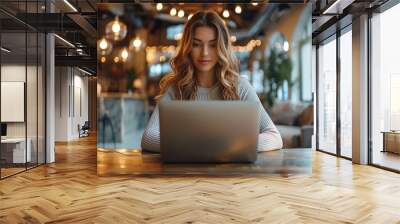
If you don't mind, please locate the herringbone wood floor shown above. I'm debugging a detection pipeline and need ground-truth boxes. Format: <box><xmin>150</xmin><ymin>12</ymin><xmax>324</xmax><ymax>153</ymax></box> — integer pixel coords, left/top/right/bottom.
<box><xmin>1</xmin><ymin>135</ymin><xmax>400</xmax><ymax>223</ymax></box>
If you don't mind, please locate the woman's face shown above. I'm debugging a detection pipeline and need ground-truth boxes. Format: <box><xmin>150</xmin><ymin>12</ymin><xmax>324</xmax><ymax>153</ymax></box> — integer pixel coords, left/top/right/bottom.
<box><xmin>190</xmin><ymin>26</ymin><xmax>218</xmax><ymax>74</ymax></box>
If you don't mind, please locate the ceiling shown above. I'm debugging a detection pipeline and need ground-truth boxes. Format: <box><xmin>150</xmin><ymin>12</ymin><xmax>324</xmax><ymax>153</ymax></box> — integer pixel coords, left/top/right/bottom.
<box><xmin>0</xmin><ymin>0</ymin><xmax>305</xmax><ymax>74</ymax></box>
<box><xmin>311</xmin><ymin>0</ymin><xmax>390</xmax><ymax>43</ymax></box>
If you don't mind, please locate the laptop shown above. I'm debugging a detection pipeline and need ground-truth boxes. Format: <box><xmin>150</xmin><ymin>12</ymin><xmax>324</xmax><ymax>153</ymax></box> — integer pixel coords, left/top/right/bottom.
<box><xmin>159</xmin><ymin>101</ymin><xmax>259</xmax><ymax>163</ymax></box>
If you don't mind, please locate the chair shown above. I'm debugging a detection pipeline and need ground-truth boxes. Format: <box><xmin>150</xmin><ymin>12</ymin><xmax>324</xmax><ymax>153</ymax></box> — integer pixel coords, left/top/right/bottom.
<box><xmin>78</xmin><ymin>121</ymin><xmax>90</xmax><ymax>138</ymax></box>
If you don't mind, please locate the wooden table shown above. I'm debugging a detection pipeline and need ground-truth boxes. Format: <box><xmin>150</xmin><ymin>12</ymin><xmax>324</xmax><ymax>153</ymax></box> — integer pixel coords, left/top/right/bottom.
<box><xmin>97</xmin><ymin>148</ymin><xmax>312</xmax><ymax>177</ymax></box>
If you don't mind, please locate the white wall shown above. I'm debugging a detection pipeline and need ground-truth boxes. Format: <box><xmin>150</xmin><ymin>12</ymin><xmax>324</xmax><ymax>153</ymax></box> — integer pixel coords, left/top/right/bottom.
<box><xmin>1</xmin><ymin>64</ymin><xmax>46</xmax><ymax>164</ymax></box>
<box><xmin>1</xmin><ymin>65</ymin><xmax>35</xmax><ymax>137</ymax></box>
<box><xmin>54</xmin><ymin>67</ymin><xmax>89</xmax><ymax>141</ymax></box>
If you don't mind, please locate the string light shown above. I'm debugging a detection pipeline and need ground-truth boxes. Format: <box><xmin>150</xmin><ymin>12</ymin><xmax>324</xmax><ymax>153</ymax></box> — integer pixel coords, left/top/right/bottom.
<box><xmin>178</xmin><ymin>9</ymin><xmax>185</xmax><ymax>18</ymax></box>
<box><xmin>235</xmin><ymin>5</ymin><xmax>242</xmax><ymax>14</ymax></box>
<box><xmin>170</xmin><ymin>8</ymin><xmax>177</xmax><ymax>16</ymax></box>
<box><xmin>222</xmin><ymin>9</ymin><xmax>230</xmax><ymax>18</ymax></box>
<box><xmin>156</xmin><ymin>3</ymin><xmax>163</xmax><ymax>11</ymax></box>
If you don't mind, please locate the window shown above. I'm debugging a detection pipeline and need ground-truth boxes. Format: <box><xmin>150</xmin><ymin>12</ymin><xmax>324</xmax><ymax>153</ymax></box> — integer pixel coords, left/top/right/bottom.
<box><xmin>317</xmin><ymin>37</ymin><xmax>337</xmax><ymax>154</ymax></box>
<box><xmin>340</xmin><ymin>29</ymin><xmax>352</xmax><ymax>158</ymax></box>
<box><xmin>371</xmin><ymin>3</ymin><xmax>400</xmax><ymax>171</ymax></box>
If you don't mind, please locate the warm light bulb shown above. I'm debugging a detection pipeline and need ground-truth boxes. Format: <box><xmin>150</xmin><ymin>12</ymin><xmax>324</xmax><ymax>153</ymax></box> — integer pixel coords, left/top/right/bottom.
<box><xmin>222</xmin><ymin>10</ymin><xmax>229</xmax><ymax>18</ymax></box>
<box><xmin>99</xmin><ymin>38</ymin><xmax>108</xmax><ymax>50</ymax></box>
<box><xmin>100</xmin><ymin>56</ymin><xmax>106</xmax><ymax>63</ymax></box>
<box><xmin>114</xmin><ymin>56</ymin><xmax>120</xmax><ymax>63</ymax></box>
<box><xmin>121</xmin><ymin>49</ymin><xmax>129</xmax><ymax>60</ymax></box>
<box><xmin>178</xmin><ymin>9</ymin><xmax>184</xmax><ymax>18</ymax></box>
<box><xmin>170</xmin><ymin>8</ymin><xmax>177</xmax><ymax>16</ymax></box>
<box><xmin>188</xmin><ymin>14</ymin><xmax>193</xmax><ymax>20</ymax></box>
<box><xmin>252</xmin><ymin>2</ymin><xmax>258</xmax><ymax>6</ymax></box>
<box><xmin>156</xmin><ymin>3</ymin><xmax>163</xmax><ymax>11</ymax></box>
<box><xmin>235</xmin><ymin>5</ymin><xmax>242</xmax><ymax>14</ymax></box>
<box><xmin>133</xmin><ymin>38</ymin><xmax>142</xmax><ymax>48</ymax></box>
<box><xmin>105</xmin><ymin>17</ymin><xmax>127</xmax><ymax>41</ymax></box>
<box><xmin>112</xmin><ymin>22</ymin><xmax>121</xmax><ymax>33</ymax></box>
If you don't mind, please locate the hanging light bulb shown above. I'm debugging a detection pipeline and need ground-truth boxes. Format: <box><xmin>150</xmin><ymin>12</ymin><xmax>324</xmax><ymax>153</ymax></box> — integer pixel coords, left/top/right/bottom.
<box><xmin>105</xmin><ymin>17</ymin><xmax>127</xmax><ymax>41</ymax></box>
<box><xmin>252</xmin><ymin>2</ymin><xmax>258</xmax><ymax>6</ymax></box>
<box><xmin>178</xmin><ymin>9</ymin><xmax>185</xmax><ymax>18</ymax></box>
<box><xmin>235</xmin><ymin>5</ymin><xmax>242</xmax><ymax>14</ymax></box>
<box><xmin>156</xmin><ymin>3</ymin><xmax>163</xmax><ymax>11</ymax></box>
<box><xmin>121</xmin><ymin>48</ymin><xmax>129</xmax><ymax>61</ymax></box>
<box><xmin>99</xmin><ymin>39</ymin><xmax>108</xmax><ymax>50</ymax></box>
<box><xmin>112</xmin><ymin>22</ymin><xmax>120</xmax><ymax>33</ymax></box>
<box><xmin>222</xmin><ymin>9</ymin><xmax>229</xmax><ymax>18</ymax></box>
<box><xmin>133</xmin><ymin>39</ymin><xmax>142</xmax><ymax>48</ymax></box>
<box><xmin>170</xmin><ymin>8</ymin><xmax>177</xmax><ymax>16</ymax></box>
<box><xmin>129</xmin><ymin>37</ymin><xmax>145</xmax><ymax>51</ymax></box>
<box><xmin>98</xmin><ymin>37</ymin><xmax>112</xmax><ymax>55</ymax></box>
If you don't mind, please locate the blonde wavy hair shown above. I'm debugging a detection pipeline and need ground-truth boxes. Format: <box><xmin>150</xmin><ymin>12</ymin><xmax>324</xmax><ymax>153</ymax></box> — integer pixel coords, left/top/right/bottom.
<box><xmin>156</xmin><ymin>10</ymin><xmax>240</xmax><ymax>101</ymax></box>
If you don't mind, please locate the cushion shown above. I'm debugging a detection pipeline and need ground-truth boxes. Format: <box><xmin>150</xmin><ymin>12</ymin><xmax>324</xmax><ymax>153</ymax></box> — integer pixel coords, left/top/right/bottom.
<box><xmin>269</xmin><ymin>101</ymin><xmax>307</xmax><ymax>126</ymax></box>
<box><xmin>296</xmin><ymin>104</ymin><xmax>314</xmax><ymax>126</ymax></box>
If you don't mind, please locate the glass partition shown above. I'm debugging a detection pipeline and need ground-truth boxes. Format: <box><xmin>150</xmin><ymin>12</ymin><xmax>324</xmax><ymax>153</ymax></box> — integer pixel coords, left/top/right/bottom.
<box><xmin>0</xmin><ymin>1</ymin><xmax>46</xmax><ymax>179</ymax></box>
<box><xmin>317</xmin><ymin>37</ymin><xmax>337</xmax><ymax>154</ymax></box>
<box><xmin>1</xmin><ymin>30</ymin><xmax>28</xmax><ymax>177</ymax></box>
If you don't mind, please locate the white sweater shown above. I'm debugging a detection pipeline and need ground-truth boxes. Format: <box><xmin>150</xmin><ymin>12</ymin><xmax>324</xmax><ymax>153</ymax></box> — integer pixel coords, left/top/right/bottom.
<box><xmin>141</xmin><ymin>76</ymin><xmax>283</xmax><ymax>152</ymax></box>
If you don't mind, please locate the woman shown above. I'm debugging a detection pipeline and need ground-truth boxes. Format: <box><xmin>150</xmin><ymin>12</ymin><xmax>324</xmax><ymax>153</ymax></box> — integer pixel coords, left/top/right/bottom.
<box><xmin>141</xmin><ymin>10</ymin><xmax>283</xmax><ymax>152</ymax></box>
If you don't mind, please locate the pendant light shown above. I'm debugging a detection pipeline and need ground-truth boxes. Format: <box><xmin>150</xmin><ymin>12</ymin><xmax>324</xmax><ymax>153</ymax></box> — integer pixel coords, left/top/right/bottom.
<box><xmin>105</xmin><ymin>17</ymin><xmax>127</xmax><ymax>41</ymax></box>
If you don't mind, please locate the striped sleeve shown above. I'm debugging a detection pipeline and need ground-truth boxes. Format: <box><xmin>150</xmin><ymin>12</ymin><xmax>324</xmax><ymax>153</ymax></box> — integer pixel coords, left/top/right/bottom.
<box><xmin>238</xmin><ymin>77</ymin><xmax>283</xmax><ymax>151</ymax></box>
<box><xmin>140</xmin><ymin>89</ymin><xmax>173</xmax><ymax>152</ymax></box>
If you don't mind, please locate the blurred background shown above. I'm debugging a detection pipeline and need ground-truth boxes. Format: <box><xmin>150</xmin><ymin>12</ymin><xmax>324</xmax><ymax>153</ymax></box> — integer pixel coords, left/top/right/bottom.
<box><xmin>96</xmin><ymin>2</ymin><xmax>312</xmax><ymax>150</ymax></box>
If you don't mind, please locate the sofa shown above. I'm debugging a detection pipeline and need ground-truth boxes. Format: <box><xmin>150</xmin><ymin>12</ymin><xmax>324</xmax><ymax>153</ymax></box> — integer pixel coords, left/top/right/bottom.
<box><xmin>267</xmin><ymin>101</ymin><xmax>314</xmax><ymax>148</ymax></box>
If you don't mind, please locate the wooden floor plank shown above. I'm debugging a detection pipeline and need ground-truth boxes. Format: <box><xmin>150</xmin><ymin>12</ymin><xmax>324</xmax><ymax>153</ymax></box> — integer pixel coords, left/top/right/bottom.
<box><xmin>0</xmin><ymin>135</ymin><xmax>400</xmax><ymax>223</ymax></box>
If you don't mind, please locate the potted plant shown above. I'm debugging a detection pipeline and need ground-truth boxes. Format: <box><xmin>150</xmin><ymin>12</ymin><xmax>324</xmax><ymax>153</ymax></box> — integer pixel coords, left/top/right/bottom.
<box><xmin>260</xmin><ymin>48</ymin><xmax>293</xmax><ymax>107</ymax></box>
